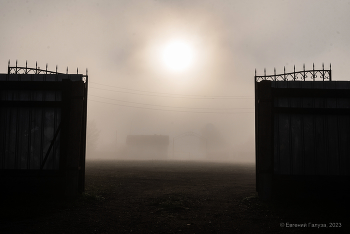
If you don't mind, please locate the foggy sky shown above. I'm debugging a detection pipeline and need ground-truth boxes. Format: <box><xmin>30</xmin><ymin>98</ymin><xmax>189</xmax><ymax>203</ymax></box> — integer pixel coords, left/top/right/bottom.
<box><xmin>1</xmin><ymin>0</ymin><xmax>350</xmax><ymax>162</ymax></box>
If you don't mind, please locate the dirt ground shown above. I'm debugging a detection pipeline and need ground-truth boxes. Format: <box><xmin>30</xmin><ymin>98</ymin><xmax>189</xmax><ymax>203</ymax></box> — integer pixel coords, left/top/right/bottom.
<box><xmin>0</xmin><ymin>160</ymin><xmax>348</xmax><ymax>233</ymax></box>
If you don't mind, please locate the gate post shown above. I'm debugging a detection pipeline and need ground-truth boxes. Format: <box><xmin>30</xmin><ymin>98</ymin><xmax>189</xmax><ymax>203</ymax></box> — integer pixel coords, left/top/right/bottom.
<box><xmin>61</xmin><ymin>79</ymin><xmax>85</xmax><ymax>198</ymax></box>
<box><xmin>256</xmin><ymin>80</ymin><xmax>274</xmax><ymax>200</ymax></box>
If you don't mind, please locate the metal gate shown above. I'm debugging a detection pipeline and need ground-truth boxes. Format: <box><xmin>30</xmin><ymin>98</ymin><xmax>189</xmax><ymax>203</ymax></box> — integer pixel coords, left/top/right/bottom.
<box><xmin>0</xmin><ymin>61</ymin><xmax>88</xmax><ymax>197</ymax></box>
<box><xmin>255</xmin><ymin>64</ymin><xmax>350</xmax><ymax>200</ymax></box>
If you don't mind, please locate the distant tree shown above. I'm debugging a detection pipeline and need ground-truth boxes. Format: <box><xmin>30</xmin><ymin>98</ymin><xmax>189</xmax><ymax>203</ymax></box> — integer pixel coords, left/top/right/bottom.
<box><xmin>201</xmin><ymin>123</ymin><xmax>226</xmax><ymax>150</ymax></box>
<box><xmin>86</xmin><ymin>120</ymin><xmax>100</xmax><ymax>155</ymax></box>
<box><xmin>201</xmin><ymin>123</ymin><xmax>228</xmax><ymax>159</ymax></box>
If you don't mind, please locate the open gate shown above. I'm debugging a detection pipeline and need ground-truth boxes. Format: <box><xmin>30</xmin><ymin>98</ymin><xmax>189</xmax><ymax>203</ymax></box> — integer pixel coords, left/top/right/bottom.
<box><xmin>255</xmin><ymin>64</ymin><xmax>350</xmax><ymax>200</ymax></box>
<box><xmin>0</xmin><ymin>61</ymin><xmax>88</xmax><ymax>197</ymax></box>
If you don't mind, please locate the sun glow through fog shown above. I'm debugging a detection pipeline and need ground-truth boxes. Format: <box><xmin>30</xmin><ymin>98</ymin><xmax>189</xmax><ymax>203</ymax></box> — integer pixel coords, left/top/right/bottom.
<box><xmin>161</xmin><ymin>40</ymin><xmax>194</xmax><ymax>72</ymax></box>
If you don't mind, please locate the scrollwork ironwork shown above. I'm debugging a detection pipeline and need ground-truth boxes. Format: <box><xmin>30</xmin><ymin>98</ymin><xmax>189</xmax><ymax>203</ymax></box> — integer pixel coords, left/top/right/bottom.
<box><xmin>255</xmin><ymin>63</ymin><xmax>331</xmax><ymax>82</ymax></box>
<box><xmin>7</xmin><ymin>60</ymin><xmax>88</xmax><ymax>80</ymax></box>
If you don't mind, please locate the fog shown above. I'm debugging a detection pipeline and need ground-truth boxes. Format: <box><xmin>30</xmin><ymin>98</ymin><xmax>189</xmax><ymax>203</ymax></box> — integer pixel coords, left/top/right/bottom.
<box><xmin>1</xmin><ymin>0</ymin><xmax>350</xmax><ymax>163</ymax></box>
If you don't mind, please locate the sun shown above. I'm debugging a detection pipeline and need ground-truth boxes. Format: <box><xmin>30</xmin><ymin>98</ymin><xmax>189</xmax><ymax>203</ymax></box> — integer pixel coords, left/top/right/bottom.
<box><xmin>161</xmin><ymin>40</ymin><xmax>194</xmax><ymax>72</ymax></box>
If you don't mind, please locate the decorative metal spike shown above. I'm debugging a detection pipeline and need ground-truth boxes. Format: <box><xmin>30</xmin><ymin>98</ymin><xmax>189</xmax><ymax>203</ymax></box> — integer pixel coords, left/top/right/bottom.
<box><xmin>293</xmin><ymin>65</ymin><xmax>296</xmax><ymax>81</ymax></box>
<box><xmin>8</xmin><ymin>59</ymin><xmax>10</xmax><ymax>66</ymax></box>
<box><xmin>66</xmin><ymin>67</ymin><xmax>68</xmax><ymax>74</ymax></box>
<box><xmin>264</xmin><ymin>68</ymin><xmax>266</xmax><ymax>76</ymax></box>
<box><xmin>86</xmin><ymin>68</ymin><xmax>88</xmax><ymax>76</ymax></box>
<box><xmin>284</xmin><ymin>66</ymin><xmax>285</xmax><ymax>74</ymax></box>
<box><xmin>77</xmin><ymin>67</ymin><xmax>78</xmax><ymax>74</ymax></box>
<box><xmin>26</xmin><ymin>60</ymin><xmax>27</xmax><ymax>68</ymax></box>
<box><xmin>16</xmin><ymin>60</ymin><xmax>18</xmax><ymax>67</ymax></box>
<box><xmin>56</xmin><ymin>65</ymin><xmax>58</xmax><ymax>73</ymax></box>
<box><xmin>313</xmin><ymin>63</ymin><xmax>314</xmax><ymax>70</ymax></box>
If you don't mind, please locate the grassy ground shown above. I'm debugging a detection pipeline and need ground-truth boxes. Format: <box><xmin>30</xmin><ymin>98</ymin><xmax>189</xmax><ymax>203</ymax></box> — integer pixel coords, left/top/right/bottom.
<box><xmin>0</xmin><ymin>160</ymin><xmax>348</xmax><ymax>233</ymax></box>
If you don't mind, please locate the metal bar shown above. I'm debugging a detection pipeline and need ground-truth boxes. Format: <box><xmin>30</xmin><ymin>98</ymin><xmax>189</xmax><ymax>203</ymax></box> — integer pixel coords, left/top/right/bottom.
<box><xmin>322</xmin><ymin>63</ymin><xmax>325</xmax><ymax>81</ymax></box>
<box><xmin>255</xmin><ymin>70</ymin><xmax>331</xmax><ymax>80</ymax></box>
<box><xmin>272</xmin><ymin>88</ymin><xmax>350</xmax><ymax>98</ymax></box>
<box><xmin>256</xmin><ymin>81</ymin><xmax>273</xmax><ymax>199</ymax></box>
<box><xmin>336</xmin><ymin>113</ymin><xmax>340</xmax><ymax>175</ymax></box>
<box><xmin>325</xmin><ymin>114</ymin><xmax>329</xmax><ymax>175</ymax></box>
<box><xmin>1</xmin><ymin>107</ymin><xmax>8</xmax><ymax>169</ymax></box>
<box><xmin>301</xmin><ymin>114</ymin><xmax>305</xmax><ymax>175</ymax></box>
<box><xmin>274</xmin><ymin>107</ymin><xmax>350</xmax><ymax>115</ymax></box>
<box><xmin>0</xmin><ymin>81</ymin><xmax>65</xmax><ymax>90</ymax></box>
<box><xmin>347</xmin><ymin>112</ymin><xmax>350</xmax><ymax>175</ymax></box>
<box><xmin>79</xmin><ymin>70</ymin><xmax>88</xmax><ymax>192</ymax></box>
<box><xmin>40</xmin><ymin>109</ymin><xmax>44</xmax><ymax>168</ymax></box>
<box><xmin>15</xmin><ymin>108</ymin><xmax>19</xmax><ymax>169</ymax></box>
<box><xmin>322</xmin><ymin>115</ymin><xmax>327</xmax><ymax>175</ymax></box>
<box><xmin>0</xmin><ymin>101</ymin><xmax>62</xmax><ymax>107</ymax></box>
<box><xmin>53</xmin><ymin>105</ymin><xmax>57</xmax><ymax>169</ymax></box>
<box><xmin>40</xmin><ymin>122</ymin><xmax>62</xmax><ymax>170</ymax></box>
<box><xmin>293</xmin><ymin>65</ymin><xmax>296</xmax><ymax>81</ymax></box>
<box><xmin>276</xmin><ymin>111</ymin><xmax>280</xmax><ymax>175</ymax></box>
<box><xmin>254</xmin><ymin>73</ymin><xmax>258</xmax><ymax>191</ymax></box>
<box><xmin>27</xmin><ymin>105</ymin><xmax>32</xmax><ymax>170</ymax></box>
<box><xmin>288</xmin><ymin>90</ymin><xmax>292</xmax><ymax>175</ymax></box>
<box><xmin>7</xmin><ymin>66</ymin><xmax>64</xmax><ymax>75</ymax></box>
<box><xmin>7</xmin><ymin>108</ymin><xmax>14</xmax><ymax>169</ymax></box>
<box><xmin>0</xmin><ymin>169</ymin><xmax>62</xmax><ymax>176</ymax></box>
<box><xmin>1</xmin><ymin>87</ymin><xmax>10</xmax><ymax>169</ymax></box>
<box><xmin>255</xmin><ymin>69</ymin><xmax>257</xmax><ymax>82</ymax></box>
<box><xmin>313</xmin><ymin>99</ymin><xmax>317</xmax><ymax>175</ymax></box>
<box><xmin>270</xmin><ymin>91</ymin><xmax>275</xmax><ymax>195</ymax></box>
<box><xmin>59</xmin><ymin>79</ymin><xmax>71</xmax><ymax>172</ymax></box>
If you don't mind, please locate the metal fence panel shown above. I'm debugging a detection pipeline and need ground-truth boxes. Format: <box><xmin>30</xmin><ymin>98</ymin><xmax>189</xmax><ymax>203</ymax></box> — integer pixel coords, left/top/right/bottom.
<box><xmin>0</xmin><ymin>107</ymin><xmax>61</xmax><ymax>170</ymax></box>
<box><xmin>272</xmin><ymin>86</ymin><xmax>350</xmax><ymax>177</ymax></box>
<box><xmin>0</xmin><ymin>62</ymin><xmax>88</xmax><ymax>197</ymax></box>
<box><xmin>255</xmin><ymin>72</ymin><xmax>350</xmax><ymax>199</ymax></box>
